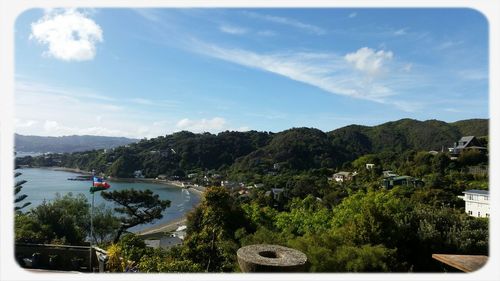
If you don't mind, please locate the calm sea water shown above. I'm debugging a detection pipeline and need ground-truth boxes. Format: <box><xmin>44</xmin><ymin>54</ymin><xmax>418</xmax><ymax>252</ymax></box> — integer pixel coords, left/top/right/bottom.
<box><xmin>16</xmin><ymin>168</ymin><xmax>201</xmax><ymax>232</ymax></box>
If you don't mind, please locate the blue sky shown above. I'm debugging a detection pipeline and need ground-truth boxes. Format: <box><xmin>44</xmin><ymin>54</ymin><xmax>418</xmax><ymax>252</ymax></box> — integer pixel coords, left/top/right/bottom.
<box><xmin>14</xmin><ymin>8</ymin><xmax>488</xmax><ymax>138</ymax></box>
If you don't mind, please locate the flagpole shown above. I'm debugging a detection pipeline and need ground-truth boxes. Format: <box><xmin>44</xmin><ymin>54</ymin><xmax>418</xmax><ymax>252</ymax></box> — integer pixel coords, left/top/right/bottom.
<box><xmin>90</xmin><ymin>170</ymin><xmax>95</xmax><ymax>272</ymax></box>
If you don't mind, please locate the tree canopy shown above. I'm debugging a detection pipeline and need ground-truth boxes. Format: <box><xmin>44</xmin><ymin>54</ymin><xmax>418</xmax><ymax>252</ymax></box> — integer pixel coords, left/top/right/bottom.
<box><xmin>101</xmin><ymin>189</ymin><xmax>171</xmax><ymax>242</ymax></box>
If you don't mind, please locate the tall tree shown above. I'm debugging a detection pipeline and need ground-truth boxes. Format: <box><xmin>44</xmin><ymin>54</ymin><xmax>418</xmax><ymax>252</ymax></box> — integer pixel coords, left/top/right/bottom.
<box><xmin>14</xmin><ymin>169</ymin><xmax>31</xmax><ymax>211</ymax></box>
<box><xmin>101</xmin><ymin>189</ymin><xmax>170</xmax><ymax>242</ymax></box>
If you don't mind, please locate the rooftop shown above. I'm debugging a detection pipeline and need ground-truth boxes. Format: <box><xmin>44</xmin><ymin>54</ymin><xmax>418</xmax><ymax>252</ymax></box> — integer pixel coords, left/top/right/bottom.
<box><xmin>432</xmin><ymin>254</ymin><xmax>488</xmax><ymax>272</ymax></box>
<box><xmin>463</xmin><ymin>189</ymin><xmax>489</xmax><ymax>195</ymax></box>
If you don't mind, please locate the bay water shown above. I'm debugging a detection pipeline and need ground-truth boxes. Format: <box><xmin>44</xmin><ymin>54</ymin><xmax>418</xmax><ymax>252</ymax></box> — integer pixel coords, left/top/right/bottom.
<box><xmin>15</xmin><ymin>168</ymin><xmax>201</xmax><ymax>232</ymax></box>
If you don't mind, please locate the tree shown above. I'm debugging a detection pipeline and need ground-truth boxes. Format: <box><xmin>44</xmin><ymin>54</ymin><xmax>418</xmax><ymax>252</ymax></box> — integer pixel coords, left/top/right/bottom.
<box><xmin>182</xmin><ymin>186</ymin><xmax>248</xmax><ymax>272</ymax></box>
<box><xmin>101</xmin><ymin>189</ymin><xmax>170</xmax><ymax>243</ymax></box>
<box><xmin>14</xmin><ymin>170</ymin><xmax>31</xmax><ymax>211</ymax></box>
<box><xmin>92</xmin><ymin>203</ymin><xmax>121</xmax><ymax>245</ymax></box>
<box><xmin>15</xmin><ymin>193</ymin><xmax>89</xmax><ymax>245</ymax></box>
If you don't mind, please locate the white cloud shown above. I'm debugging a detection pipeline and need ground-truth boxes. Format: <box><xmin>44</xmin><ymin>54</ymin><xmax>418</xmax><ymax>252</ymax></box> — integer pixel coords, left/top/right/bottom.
<box><xmin>190</xmin><ymin>40</ymin><xmax>420</xmax><ymax>111</ymax></box>
<box><xmin>243</xmin><ymin>11</ymin><xmax>326</xmax><ymax>35</ymax></box>
<box><xmin>348</xmin><ymin>12</ymin><xmax>357</xmax><ymax>18</ymax></box>
<box><xmin>15</xmin><ymin>119</ymin><xmax>39</xmax><ymax>128</ymax></box>
<box><xmin>219</xmin><ymin>25</ymin><xmax>248</xmax><ymax>35</ymax></box>
<box><xmin>176</xmin><ymin>117</ymin><xmax>227</xmax><ymax>133</ymax></box>
<box><xmin>30</xmin><ymin>9</ymin><xmax>103</xmax><ymax>61</ymax></box>
<box><xmin>345</xmin><ymin>47</ymin><xmax>393</xmax><ymax>76</ymax></box>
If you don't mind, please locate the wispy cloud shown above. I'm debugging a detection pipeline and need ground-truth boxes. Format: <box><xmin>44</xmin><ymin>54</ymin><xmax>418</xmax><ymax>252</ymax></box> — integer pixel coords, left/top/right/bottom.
<box><xmin>30</xmin><ymin>9</ymin><xmax>103</xmax><ymax>61</ymax></box>
<box><xmin>457</xmin><ymin>69</ymin><xmax>488</xmax><ymax>81</ymax></box>
<box><xmin>129</xmin><ymin>97</ymin><xmax>181</xmax><ymax>108</ymax></box>
<box><xmin>393</xmin><ymin>28</ymin><xmax>407</xmax><ymax>36</ymax></box>
<box><xmin>219</xmin><ymin>24</ymin><xmax>248</xmax><ymax>35</ymax></box>
<box><xmin>256</xmin><ymin>30</ymin><xmax>276</xmax><ymax>37</ymax></box>
<box><xmin>435</xmin><ymin>40</ymin><xmax>464</xmax><ymax>50</ymax></box>
<box><xmin>243</xmin><ymin>11</ymin><xmax>326</xmax><ymax>35</ymax></box>
<box><xmin>130</xmin><ymin>98</ymin><xmax>154</xmax><ymax>105</ymax></box>
<box><xmin>348</xmin><ymin>12</ymin><xmax>357</xmax><ymax>18</ymax></box>
<box><xmin>190</xmin><ymin>39</ymin><xmax>420</xmax><ymax>111</ymax></box>
<box><xmin>17</xmin><ymin>80</ymin><xmax>115</xmax><ymax>101</ymax></box>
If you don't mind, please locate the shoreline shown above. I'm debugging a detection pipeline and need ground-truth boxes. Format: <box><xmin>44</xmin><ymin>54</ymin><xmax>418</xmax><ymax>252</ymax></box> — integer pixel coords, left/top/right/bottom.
<box><xmin>135</xmin><ymin>215</ymin><xmax>188</xmax><ymax>236</ymax></box>
<box><xmin>28</xmin><ymin>166</ymin><xmax>207</xmax><ymax>236</ymax></box>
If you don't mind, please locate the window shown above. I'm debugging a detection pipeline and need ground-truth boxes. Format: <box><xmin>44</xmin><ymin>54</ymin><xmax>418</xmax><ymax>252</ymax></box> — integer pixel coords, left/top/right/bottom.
<box><xmin>468</xmin><ymin>210</ymin><xmax>473</xmax><ymax>215</ymax></box>
<box><xmin>486</xmin><ymin>213</ymin><xmax>490</xmax><ymax>218</ymax></box>
<box><xmin>478</xmin><ymin>212</ymin><xmax>481</xmax><ymax>217</ymax></box>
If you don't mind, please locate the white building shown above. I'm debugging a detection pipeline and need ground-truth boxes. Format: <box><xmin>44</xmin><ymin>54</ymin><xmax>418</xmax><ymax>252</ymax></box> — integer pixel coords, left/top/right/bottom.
<box><xmin>458</xmin><ymin>190</ymin><xmax>490</xmax><ymax>218</ymax></box>
<box><xmin>331</xmin><ymin>171</ymin><xmax>353</xmax><ymax>182</ymax></box>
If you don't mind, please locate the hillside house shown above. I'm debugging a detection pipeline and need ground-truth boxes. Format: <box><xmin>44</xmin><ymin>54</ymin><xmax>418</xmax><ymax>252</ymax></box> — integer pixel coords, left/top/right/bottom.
<box><xmin>382</xmin><ymin>175</ymin><xmax>424</xmax><ymax>189</ymax></box>
<box><xmin>365</xmin><ymin>163</ymin><xmax>375</xmax><ymax>170</ymax></box>
<box><xmin>156</xmin><ymin>174</ymin><xmax>167</xmax><ymax>180</ymax></box>
<box><xmin>449</xmin><ymin>136</ymin><xmax>487</xmax><ymax>156</ymax></box>
<box><xmin>383</xmin><ymin>170</ymin><xmax>399</xmax><ymax>178</ymax></box>
<box><xmin>458</xmin><ymin>190</ymin><xmax>490</xmax><ymax>218</ymax></box>
<box><xmin>331</xmin><ymin>171</ymin><xmax>354</xmax><ymax>182</ymax></box>
<box><xmin>271</xmin><ymin>188</ymin><xmax>285</xmax><ymax>201</ymax></box>
<box><xmin>221</xmin><ymin>180</ymin><xmax>240</xmax><ymax>191</ymax></box>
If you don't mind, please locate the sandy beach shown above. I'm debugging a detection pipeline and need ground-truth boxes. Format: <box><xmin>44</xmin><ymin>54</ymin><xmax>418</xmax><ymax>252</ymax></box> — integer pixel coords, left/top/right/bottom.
<box><xmin>135</xmin><ymin>186</ymin><xmax>206</xmax><ymax>236</ymax></box>
<box><xmin>136</xmin><ymin>216</ymin><xmax>188</xmax><ymax>236</ymax></box>
<box><xmin>49</xmin><ymin>166</ymin><xmax>93</xmax><ymax>174</ymax></box>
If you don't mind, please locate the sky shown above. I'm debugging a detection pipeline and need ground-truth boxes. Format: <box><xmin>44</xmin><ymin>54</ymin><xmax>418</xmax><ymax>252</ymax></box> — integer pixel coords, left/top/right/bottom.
<box><xmin>14</xmin><ymin>8</ymin><xmax>488</xmax><ymax>138</ymax></box>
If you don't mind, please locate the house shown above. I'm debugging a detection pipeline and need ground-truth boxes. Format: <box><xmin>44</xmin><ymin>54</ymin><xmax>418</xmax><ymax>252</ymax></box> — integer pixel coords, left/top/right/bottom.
<box><xmin>156</xmin><ymin>174</ymin><xmax>168</xmax><ymax>180</ymax></box>
<box><xmin>331</xmin><ymin>171</ymin><xmax>353</xmax><ymax>182</ymax></box>
<box><xmin>383</xmin><ymin>170</ymin><xmax>399</xmax><ymax>178</ymax></box>
<box><xmin>253</xmin><ymin>183</ymin><xmax>264</xmax><ymax>189</ymax></box>
<box><xmin>449</xmin><ymin>136</ymin><xmax>487</xmax><ymax>156</ymax></box>
<box><xmin>144</xmin><ymin>235</ymin><xmax>182</xmax><ymax>250</ymax></box>
<box><xmin>273</xmin><ymin>163</ymin><xmax>281</xmax><ymax>170</ymax></box>
<box><xmin>458</xmin><ymin>190</ymin><xmax>490</xmax><ymax>218</ymax></box>
<box><xmin>221</xmin><ymin>180</ymin><xmax>240</xmax><ymax>191</ymax></box>
<box><xmin>382</xmin><ymin>175</ymin><xmax>424</xmax><ymax>189</ymax></box>
<box><xmin>271</xmin><ymin>188</ymin><xmax>285</xmax><ymax>201</ymax></box>
<box><xmin>365</xmin><ymin>163</ymin><xmax>375</xmax><ymax>170</ymax></box>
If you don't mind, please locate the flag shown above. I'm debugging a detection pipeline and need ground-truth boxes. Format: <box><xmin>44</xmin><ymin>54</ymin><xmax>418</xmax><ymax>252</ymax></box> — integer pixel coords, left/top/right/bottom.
<box><xmin>90</xmin><ymin>176</ymin><xmax>111</xmax><ymax>193</ymax></box>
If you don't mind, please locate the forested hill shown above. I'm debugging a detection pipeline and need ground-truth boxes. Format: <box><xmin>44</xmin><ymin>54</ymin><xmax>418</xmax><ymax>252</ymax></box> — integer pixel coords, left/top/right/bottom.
<box><xmin>328</xmin><ymin>118</ymin><xmax>488</xmax><ymax>161</ymax></box>
<box><xmin>17</xmin><ymin>118</ymin><xmax>488</xmax><ymax>178</ymax></box>
<box><xmin>15</xmin><ymin>134</ymin><xmax>139</xmax><ymax>153</ymax></box>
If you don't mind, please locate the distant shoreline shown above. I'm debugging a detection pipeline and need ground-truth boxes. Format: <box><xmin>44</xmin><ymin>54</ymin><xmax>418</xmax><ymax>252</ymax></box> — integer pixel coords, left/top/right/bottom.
<box><xmin>26</xmin><ymin>166</ymin><xmax>206</xmax><ymax>235</ymax></box>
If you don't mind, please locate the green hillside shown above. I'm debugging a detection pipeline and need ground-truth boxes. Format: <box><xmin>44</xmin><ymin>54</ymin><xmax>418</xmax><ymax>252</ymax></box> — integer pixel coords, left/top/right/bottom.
<box><xmin>17</xmin><ymin>118</ymin><xmax>489</xmax><ymax>178</ymax></box>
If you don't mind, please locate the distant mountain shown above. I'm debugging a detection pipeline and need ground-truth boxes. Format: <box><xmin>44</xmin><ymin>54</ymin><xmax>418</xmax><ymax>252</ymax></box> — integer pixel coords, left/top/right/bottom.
<box><xmin>15</xmin><ymin>134</ymin><xmax>139</xmax><ymax>153</ymax></box>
